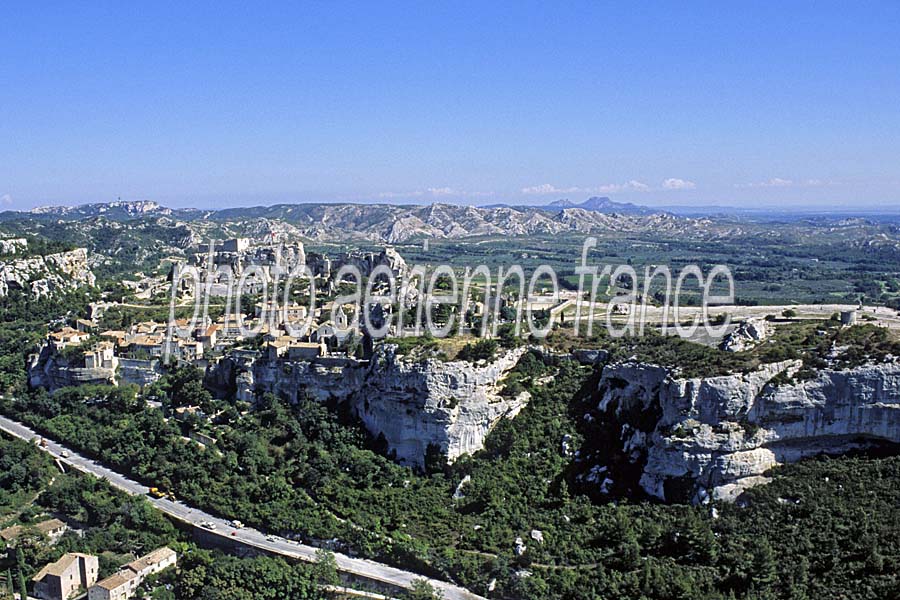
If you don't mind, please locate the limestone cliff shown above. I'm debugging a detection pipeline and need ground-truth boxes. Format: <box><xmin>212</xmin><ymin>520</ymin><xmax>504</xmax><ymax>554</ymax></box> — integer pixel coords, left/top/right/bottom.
<box><xmin>217</xmin><ymin>345</ymin><xmax>530</xmax><ymax>468</ymax></box>
<box><xmin>592</xmin><ymin>358</ymin><xmax>900</xmax><ymax>503</ymax></box>
<box><xmin>0</xmin><ymin>238</ymin><xmax>28</xmax><ymax>255</ymax></box>
<box><xmin>354</xmin><ymin>345</ymin><xmax>530</xmax><ymax>467</ymax></box>
<box><xmin>0</xmin><ymin>246</ymin><xmax>96</xmax><ymax>297</ymax></box>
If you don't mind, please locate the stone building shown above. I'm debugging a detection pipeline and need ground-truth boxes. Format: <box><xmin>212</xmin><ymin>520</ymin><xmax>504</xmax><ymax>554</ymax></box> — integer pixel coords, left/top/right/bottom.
<box><xmin>32</xmin><ymin>552</ymin><xmax>99</xmax><ymax>600</ymax></box>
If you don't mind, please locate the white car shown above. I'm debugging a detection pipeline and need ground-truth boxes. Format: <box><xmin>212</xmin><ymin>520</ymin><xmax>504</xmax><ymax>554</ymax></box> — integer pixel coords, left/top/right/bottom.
<box><xmin>60</xmin><ymin>450</ymin><xmax>70</xmax><ymax>458</ymax></box>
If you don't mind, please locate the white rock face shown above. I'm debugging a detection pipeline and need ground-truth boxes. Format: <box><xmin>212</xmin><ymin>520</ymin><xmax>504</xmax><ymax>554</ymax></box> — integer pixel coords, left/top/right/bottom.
<box><xmin>0</xmin><ymin>238</ymin><xmax>28</xmax><ymax>255</ymax></box>
<box><xmin>250</xmin><ymin>357</ymin><xmax>367</xmax><ymax>403</ymax></box>
<box><xmin>596</xmin><ymin>358</ymin><xmax>900</xmax><ymax>502</ymax></box>
<box><xmin>355</xmin><ymin>345</ymin><xmax>530</xmax><ymax>467</ymax></box>
<box><xmin>0</xmin><ymin>247</ymin><xmax>95</xmax><ymax>297</ymax></box>
<box><xmin>226</xmin><ymin>345</ymin><xmax>530</xmax><ymax>468</ymax></box>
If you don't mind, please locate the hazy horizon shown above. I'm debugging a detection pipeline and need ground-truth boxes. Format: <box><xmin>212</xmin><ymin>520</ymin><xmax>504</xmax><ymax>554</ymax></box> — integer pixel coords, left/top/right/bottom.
<box><xmin>9</xmin><ymin>195</ymin><xmax>900</xmax><ymax>217</ymax></box>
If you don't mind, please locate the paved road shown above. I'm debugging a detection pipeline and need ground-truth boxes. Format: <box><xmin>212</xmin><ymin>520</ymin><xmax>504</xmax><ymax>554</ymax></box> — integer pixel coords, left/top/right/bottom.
<box><xmin>0</xmin><ymin>414</ymin><xmax>485</xmax><ymax>600</ymax></box>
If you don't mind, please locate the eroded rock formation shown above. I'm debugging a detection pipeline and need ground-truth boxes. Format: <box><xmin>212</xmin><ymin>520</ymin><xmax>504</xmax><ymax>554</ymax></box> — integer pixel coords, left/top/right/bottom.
<box><xmin>0</xmin><ymin>247</ymin><xmax>96</xmax><ymax>297</ymax></box>
<box><xmin>592</xmin><ymin>357</ymin><xmax>900</xmax><ymax>503</ymax></box>
<box><xmin>355</xmin><ymin>345</ymin><xmax>530</xmax><ymax>466</ymax></box>
<box><xmin>719</xmin><ymin>317</ymin><xmax>770</xmax><ymax>352</ymax></box>
<box><xmin>28</xmin><ymin>345</ymin><xmax>117</xmax><ymax>389</ymax></box>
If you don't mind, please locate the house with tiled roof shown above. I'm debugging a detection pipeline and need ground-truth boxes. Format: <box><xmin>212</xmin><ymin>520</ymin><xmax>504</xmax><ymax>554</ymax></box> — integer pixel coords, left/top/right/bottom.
<box><xmin>0</xmin><ymin>517</ymin><xmax>68</xmax><ymax>546</ymax></box>
<box><xmin>88</xmin><ymin>547</ymin><xmax>176</xmax><ymax>600</ymax></box>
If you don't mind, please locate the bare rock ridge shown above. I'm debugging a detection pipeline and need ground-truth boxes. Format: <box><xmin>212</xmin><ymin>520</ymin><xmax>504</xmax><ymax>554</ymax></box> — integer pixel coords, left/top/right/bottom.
<box><xmin>593</xmin><ymin>358</ymin><xmax>900</xmax><ymax>503</ymax></box>
<box><xmin>219</xmin><ymin>345</ymin><xmax>530</xmax><ymax>468</ymax></box>
<box><xmin>6</xmin><ymin>199</ymin><xmax>720</xmax><ymax>244</ymax></box>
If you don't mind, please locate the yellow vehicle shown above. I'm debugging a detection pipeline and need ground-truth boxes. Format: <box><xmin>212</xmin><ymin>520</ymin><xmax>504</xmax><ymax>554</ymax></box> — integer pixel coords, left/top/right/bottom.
<box><xmin>148</xmin><ymin>487</ymin><xmax>175</xmax><ymax>500</ymax></box>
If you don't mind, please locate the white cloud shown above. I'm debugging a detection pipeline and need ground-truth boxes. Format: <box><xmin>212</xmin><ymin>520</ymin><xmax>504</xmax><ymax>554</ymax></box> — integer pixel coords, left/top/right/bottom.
<box><xmin>802</xmin><ymin>179</ymin><xmax>839</xmax><ymax>187</ymax></box>
<box><xmin>521</xmin><ymin>184</ymin><xmax>580</xmax><ymax>195</ymax></box>
<box><xmin>425</xmin><ymin>187</ymin><xmax>456</xmax><ymax>197</ymax></box>
<box><xmin>376</xmin><ymin>187</ymin><xmax>492</xmax><ymax>200</ymax></box>
<box><xmin>736</xmin><ymin>177</ymin><xmax>794</xmax><ymax>189</ymax></box>
<box><xmin>376</xmin><ymin>190</ymin><xmax>424</xmax><ymax>199</ymax></box>
<box><xmin>598</xmin><ymin>180</ymin><xmax>651</xmax><ymax>193</ymax></box>
<box><xmin>626</xmin><ymin>180</ymin><xmax>651</xmax><ymax>192</ymax></box>
<box><xmin>522</xmin><ymin>181</ymin><xmax>651</xmax><ymax>195</ymax></box>
<box><xmin>0</xmin><ymin>194</ymin><xmax>11</xmax><ymax>206</ymax></box>
<box><xmin>662</xmin><ymin>178</ymin><xmax>696</xmax><ymax>190</ymax></box>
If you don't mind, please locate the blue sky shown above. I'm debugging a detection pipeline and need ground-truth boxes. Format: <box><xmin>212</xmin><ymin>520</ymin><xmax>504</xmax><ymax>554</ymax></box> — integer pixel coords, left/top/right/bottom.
<box><xmin>1</xmin><ymin>2</ymin><xmax>899</xmax><ymax>211</ymax></box>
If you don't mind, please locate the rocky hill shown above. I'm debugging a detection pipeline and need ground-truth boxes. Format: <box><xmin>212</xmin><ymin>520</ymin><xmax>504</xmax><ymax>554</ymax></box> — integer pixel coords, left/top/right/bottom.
<box><xmin>25</xmin><ymin>200</ymin><xmax>182</xmax><ymax>220</ymax></box>
<box><xmin>4</xmin><ymin>200</ymin><xmax>900</xmax><ymax>268</ymax></box>
<box><xmin>207</xmin><ymin>202</ymin><xmax>708</xmax><ymax>243</ymax></box>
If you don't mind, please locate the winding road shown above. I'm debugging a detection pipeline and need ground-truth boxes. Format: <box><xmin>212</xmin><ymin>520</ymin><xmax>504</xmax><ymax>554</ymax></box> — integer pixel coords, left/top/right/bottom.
<box><xmin>0</xmin><ymin>413</ymin><xmax>485</xmax><ymax>600</ymax></box>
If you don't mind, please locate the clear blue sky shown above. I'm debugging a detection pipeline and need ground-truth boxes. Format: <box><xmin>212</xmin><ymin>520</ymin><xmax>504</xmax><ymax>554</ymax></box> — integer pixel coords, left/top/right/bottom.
<box><xmin>2</xmin><ymin>2</ymin><xmax>899</xmax><ymax>210</ymax></box>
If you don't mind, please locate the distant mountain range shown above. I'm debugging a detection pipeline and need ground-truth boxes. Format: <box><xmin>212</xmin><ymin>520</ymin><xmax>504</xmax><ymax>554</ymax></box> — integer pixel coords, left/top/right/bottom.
<box><xmin>202</xmin><ymin>200</ymin><xmax>690</xmax><ymax>242</ymax></box>
<box><xmin>1</xmin><ymin>199</ymin><xmax>692</xmax><ymax>243</ymax></box>
<box><xmin>483</xmin><ymin>196</ymin><xmax>663</xmax><ymax>216</ymax></box>
<box><xmin>3</xmin><ymin>199</ymin><xmax>899</xmax><ymax>247</ymax></box>
<box><xmin>28</xmin><ymin>200</ymin><xmax>180</xmax><ymax>219</ymax></box>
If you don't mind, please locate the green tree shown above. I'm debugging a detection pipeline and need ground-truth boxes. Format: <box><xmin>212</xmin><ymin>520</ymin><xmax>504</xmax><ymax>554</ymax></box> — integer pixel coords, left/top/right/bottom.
<box><xmin>750</xmin><ymin>539</ymin><xmax>777</xmax><ymax>590</ymax></box>
<box><xmin>406</xmin><ymin>579</ymin><xmax>444</xmax><ymax>600</ymax></box>
<box><xmin>16</xmin><ymin>547</ymin><xmax>27</xmax><ymax>600</ymax></box>
<box><xmin>5</xmin><ymin>569</ymin><xmax>13</xmax><ymax>600</ymax></box>
<box><xmin>311</xmin><ymin>549</ymin><xmax>340</xmax><ymax>586</ymax></box>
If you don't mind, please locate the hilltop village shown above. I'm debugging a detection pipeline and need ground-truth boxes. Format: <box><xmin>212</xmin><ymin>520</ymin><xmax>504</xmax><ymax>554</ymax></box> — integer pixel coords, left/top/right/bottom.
<box><xmin>29</xmin><ymin>239</ymin><xmax>418</xmax><ymax>388</ymax></box>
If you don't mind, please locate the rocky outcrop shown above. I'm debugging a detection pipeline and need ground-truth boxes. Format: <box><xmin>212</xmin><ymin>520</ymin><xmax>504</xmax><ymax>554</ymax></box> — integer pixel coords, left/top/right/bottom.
<box><xmin>594</xmin><ymin>358</ymin><xmax>900</xmax><ymax>503</ymax></box>
<box><xmin>0</xmin><ymin>247</ymin><xmax>95</xmax><ymax>297</ymax></box>
<box><xmin>217</xmin><ymin>345</ymin><xmax>530</xmax><ymax>468</ymax></box>
<box><xmin>719</xmin><ymin>318</ymin><xmax>770</xmax><ymax>352</ymax></box>
<box><xmin>28</xmin><ymin>345</ymin><xmax>117</xmax><ymax>389</ymax></box>
<box><xmin>355</xmin><ymin>345</ymin><xmax>530</xmax><ymax>467</ymax></box>
<box><xmin>0</xmin><ymin>238</ymin><xmax>28</xmax><ymax>255</ymax></box>
<box><xmin>248</xmin><ymin>357</ymin><xmax>368</xmax><ymax>404</ymax></box>
<box><xmin>30</xmin><ymin>200</ymin><xmax>171</xmax><ymax>218</ymax></box>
